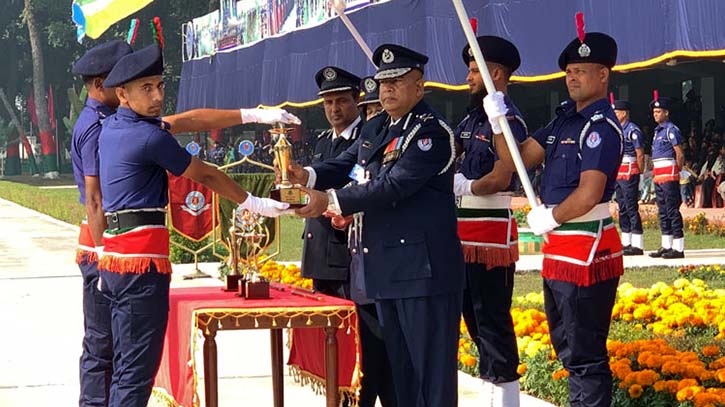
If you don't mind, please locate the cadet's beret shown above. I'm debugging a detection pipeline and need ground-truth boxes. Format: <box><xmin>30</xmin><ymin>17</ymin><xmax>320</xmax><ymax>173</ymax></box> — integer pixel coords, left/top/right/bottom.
<box><xmin>373</xmin><ymin>44</ymin><xmax>429</xmax><ymax>80</ymax></box>
<box><xmin>358</xmin><ymin>76</ymin><xmax>380</xmax><ymax>106</ymax></box>
<box><xmin>72</xmin><ymin>40</ymin><xmax>133</xmax><ymax>77</ymax></box>
<box><xmin>103</xmin><ymin>44</ymin><xmax>163</xmax><ymax>88</ymax></box>
<box><xmin>315</xmin><ymin>66</ymin><xmax>361</xmax><ymax>96</ymax></box>
<box><xmin>612</xmin><ymin>100</ymin><xmax>631</xmax><ymax>111</ymax></box>
<box><xmin>558</xmin><ymin>32</ymin><xmax>617</xmax><ymax>71</ymax></box>
<box><xmin>461</xmin><ymin>36</ymin><xmax>521</xmax><ymax>72</ymax></box>
<box><xmin>649</xmin><ymin>96</ymin><xmax>675</xmax><ymax>111</ymax></box>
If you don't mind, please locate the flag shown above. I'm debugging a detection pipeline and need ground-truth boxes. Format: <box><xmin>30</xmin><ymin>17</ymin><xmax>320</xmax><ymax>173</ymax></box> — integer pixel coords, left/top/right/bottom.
<box><xmin>168</xmin><ymin>174</ymin><xmax>214</xmax><ymax>242</ymax></box>
<box><xmin>27</xmin><ymin>93</ymin><xmax>38</xmax><ymax>126</ymax></box>
<box><xmin>48</xmin><ymin>86</ymin><xmax>56</xmax><ymax>130</ymax></box>
<box><xmin>72</xmin><ymin>0</ymin><xmax>155</xmax><ymax>42</ymax></box>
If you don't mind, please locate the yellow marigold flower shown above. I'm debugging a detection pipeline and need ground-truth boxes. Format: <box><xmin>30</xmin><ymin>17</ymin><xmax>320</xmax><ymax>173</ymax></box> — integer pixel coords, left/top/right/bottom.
<box><xmin>628</xmin><ymin>384</ymin><xmax>643</xmax><ymax>399</ymax></box>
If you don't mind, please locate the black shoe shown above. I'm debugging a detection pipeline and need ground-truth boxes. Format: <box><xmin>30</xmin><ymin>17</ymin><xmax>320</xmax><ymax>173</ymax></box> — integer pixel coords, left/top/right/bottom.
<box><xmin>662</xmin><ymin>249</ymin><xmax>684</xmax><ymax>259</ymax></box>
<box><xmin>625</xmin><ymin>247</ymin><xmax>644</xmax><ymax>256</ymax></box>
<box><xmin>649</xmin><ymin>247</ymin><xmax>671</xmax><ymax>258</ymax></box>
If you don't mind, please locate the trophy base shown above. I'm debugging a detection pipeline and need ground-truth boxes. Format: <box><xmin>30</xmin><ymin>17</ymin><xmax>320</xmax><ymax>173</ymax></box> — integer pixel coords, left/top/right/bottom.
<box><xmin>235</xmin><ymin>278</ymin><xmax>248</xmax><ymax>297</ymax></box>
<box><xmin>270</xmin><ymin>187</ymin><xmax>306</xmax><ymax>208</ymax></box>
<box><xmin>245</xmin><ymin>280</ymin><xmax>270</xmax><ymax>299</ymax></box>
<box><xmin>224</xmin><ymin>274</ymin><xmax>242</xmax><ymax>292</ymax></box>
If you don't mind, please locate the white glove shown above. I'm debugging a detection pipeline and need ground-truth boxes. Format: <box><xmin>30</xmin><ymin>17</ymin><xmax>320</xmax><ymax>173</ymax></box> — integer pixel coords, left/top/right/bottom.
<box><xmin>95</xmin><ymin>246</ymin><xmax>104</xmax><ymax>258</ymax></box>
<box><xmin>483</xmin><ymin>91</ymin><xmax>508</xmax><ymax>134</ymax></box>
<box><xmin>526</xmin><ymin>205</ymin><xmax>560</xmax><ymax>236</ymax></box>
<box><xmin>453</xmin><ymin>173</ymin><xmax>473</xmax><ymax>196</ymax></box>
<box><xmin>240</xmin><ymin>108</ymin><xmax>302</xmax><ymax>125</ymax></box>
<box><xmin>237</xmin><ymin>195</ymin><xmax>291</xmax><ymax>218</ymax></box>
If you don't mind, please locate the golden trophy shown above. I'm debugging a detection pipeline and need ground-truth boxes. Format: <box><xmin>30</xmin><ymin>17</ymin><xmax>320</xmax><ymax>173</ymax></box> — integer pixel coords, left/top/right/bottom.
<box><xmin>236</xmin><ymin>209</ymin><xmax>270</xmax><ymax>299</ymax></box>
<box><xmin>224</xmin><ymin>218</ymin><xmax>244</xmax><ymax>292</ymax></box>
<box><xmin>270</xmin><ymin>124</ymin><xmax>306</xmax><ymax>208</ymax></box>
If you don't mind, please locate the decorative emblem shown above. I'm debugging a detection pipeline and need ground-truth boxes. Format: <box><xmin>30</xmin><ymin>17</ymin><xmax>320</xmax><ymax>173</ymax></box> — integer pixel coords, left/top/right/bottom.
<box><xmin>364</xmin><ymin>78</ymin><xmax>377</xmax><ymax>93</ymax></box>
<box><xmin>238</xmin><ymin>140</ymin><xmax>255</xmax><ymax>156</ymax></box>
<box><xmin>654</xmin><ymin>101</ymin><xmax>661</xmax><ymax>107</ymax></box>
<box><xmin>182</xmin><ymin>191</ymin><xmax>210</xmax><ymax>216</ymax></box>
<box><xmin>468</xmin><ymin>47</ymin><xmax>474</xmax><ymax>57</ymax></box>
<box><xmin>323</xmin><ymin>67</ymin><xmax>337</xmax><ymax>82</ymax></box>
<box><xmin>586</xmin><ymin>131</ymin><xmax>601</xmax><ymax>148</ymax></box>
<box><xmin>577</xmin><ymin>43</ymin><xmax>591</xmax><ymax>58</ymax></box>
<box><xmin>382</xmin><ymin>49</ymin><xmax>394</xmax><ymax>64</ymax></box>
<box><xmin>185</xmin><ymin>141</ymin><xmax>200</xmax><ymax>156</ymax></box>
<box><xmin>417</xmin><ymin>138</ymin><xmax>433</xmax><ymax>151</ymax></box>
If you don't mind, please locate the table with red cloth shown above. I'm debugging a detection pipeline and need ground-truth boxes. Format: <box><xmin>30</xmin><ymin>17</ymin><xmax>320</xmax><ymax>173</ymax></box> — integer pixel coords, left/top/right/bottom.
<box><xmin>153</xmin><ymin>285</ymin><xmax>360</xmax><ymax>407</ymax></box>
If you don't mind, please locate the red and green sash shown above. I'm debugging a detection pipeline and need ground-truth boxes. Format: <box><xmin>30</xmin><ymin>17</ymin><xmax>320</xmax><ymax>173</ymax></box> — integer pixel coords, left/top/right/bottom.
<box><xmin>653</xmin><ymin>159</ymin><xmax>679</xmax><ymax>184</ymax></box>
<box><xmin>99</xmin><ymin>225</ymin><xmax>172</xmax><ymax>274</ymax></box>
<box><xmin>76</xmin><ymin>221</ymin><xmax>98</xmax><ymax>264</ymax></box>
<box><xmin>542</xmin><ymin>217</ymin><xmax>623</xmax><ymax>286</ymax></box>
<box><xmin>616</xmin><ymin>156</ymin><xmax>640</xmax><ymax>181</ymax></box>
<box><xmin>457</xmin><ymin>206</ymin><xmax>519</xmax><ymax>269</ymax></box>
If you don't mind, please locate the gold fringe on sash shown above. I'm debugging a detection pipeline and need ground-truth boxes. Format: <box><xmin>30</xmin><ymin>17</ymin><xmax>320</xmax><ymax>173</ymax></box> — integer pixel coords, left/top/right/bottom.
<box><xmin>75</xmin><ymin>249</ymin><xmax>98</xmax><ymax>265</ymax></box>
<box><xmin>462</xmin><ymin>245</ymin><xmax>519</xmax><ymax>269</ymax></box>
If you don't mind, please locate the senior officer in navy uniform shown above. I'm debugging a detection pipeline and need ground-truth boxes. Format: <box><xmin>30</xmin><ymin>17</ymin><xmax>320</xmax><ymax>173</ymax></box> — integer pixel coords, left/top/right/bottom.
<box><xmin>288</xmin><ymin>44</ymin><xmax>464</xmax><ymax>407</ymax></box>
<box><xmin>613</xmin><ymin>100</ymin><xmax>645</xmax><ymax>255</ymax></box>
<box><xmin>648</xmin><ymin>96</ymin><xmax>685</xmax><ymax>259</ymax></box>
<box><xmin>451</xmin><ymin>36</ymin><xmax>527</xmax><ymax>406</ymax></box>
<box><xmin>492</xmin><ymin>31</ymin><xmax>624</xmax><ymax>406</ymax></box>
<box><xmin>358</xmin><ymin>76</ymin><xmax>384</xmax><ymax>121</ymax></box>
<box><xmin>300</xmin><ymin>66</ymin><xmax>362</xmax><ymax>298</ymax></box>
<box><xmin>97</xmin><ymin>45</ymin><xmax>292</xmax><ymax>407</ymax></box>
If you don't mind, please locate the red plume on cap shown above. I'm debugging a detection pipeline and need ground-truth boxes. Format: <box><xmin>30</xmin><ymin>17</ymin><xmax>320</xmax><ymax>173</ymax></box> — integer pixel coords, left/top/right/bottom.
<box><xmin>470</xmin><ymin>18</ymin><xmax>478</xmax><ymax>34</ymax></box>
<box><xmin>653</xmin><ymin>89</ymin><xmax>659</xmax><ymax>102</ymax></box>
<box><xmin>609</xmin><ymin>92</ymin><xmax>615</xmax><ymax>105</ymax></box>
<box><xmin>575</xmin><ymin>12</ymin><xmax>586</xmax><ymax>43</ymax></box>
<box><xmin>153</xmin><ymin>17</ymin><xmax>164</xmax><ymax>49</ymax></box>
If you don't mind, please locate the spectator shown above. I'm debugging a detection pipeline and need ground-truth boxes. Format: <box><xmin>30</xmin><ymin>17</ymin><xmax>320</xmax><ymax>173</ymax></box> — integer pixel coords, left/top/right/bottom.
<box><xmin>680</xmin><ymin>160</ymin><xmax>696</xmax><ymax>207</ymax></box>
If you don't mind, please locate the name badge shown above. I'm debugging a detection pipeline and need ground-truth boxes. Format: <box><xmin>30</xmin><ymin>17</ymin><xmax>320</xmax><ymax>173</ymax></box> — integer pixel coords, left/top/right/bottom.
<box><xmin>546</xmin><ymin>135</ymin><xmax>556</xmax><ymax>145</ymax></box>
<box><xmin>460</xmin><ymin>131</ymin><xmax>471</xmax><ymax>139</ymax></box>
<box><xmin>361</xmin><ymin>140</ymin><xmax>373</xmax><ymax>149</ymax></box>
<box><xmin>312</xmin><ymin>152</ymin><xmax>323</xmax><ymax>161</ymax></box>
<box><xmin>349</xmin><ymin>164</ymin><xmax>370</xmax><ymax>184</ymax></box>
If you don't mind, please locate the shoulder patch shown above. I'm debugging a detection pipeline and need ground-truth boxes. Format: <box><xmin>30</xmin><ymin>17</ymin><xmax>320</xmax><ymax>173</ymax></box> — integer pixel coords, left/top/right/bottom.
<box><xmin>586</xmin><ymin>131</ymin><xmax>601</xmax><ymax>148</ymax></box>
<box><xmin>417</xmin><ymin>137</ymin><xmax>433</xmax><ymax>151</ymax></box>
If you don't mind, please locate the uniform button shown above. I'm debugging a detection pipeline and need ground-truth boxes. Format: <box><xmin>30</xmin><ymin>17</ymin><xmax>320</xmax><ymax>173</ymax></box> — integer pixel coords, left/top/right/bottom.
<box><xmin>361</xmin><ymin>160</ymin><xmax>366</xmax><ymax>164</ymax></box>
<box><xmin>307</xmin><ymin>233</ymin><xmax>313</xmax><ymax>239</ymax></box>
<box><xmin>363</xmin><ymin>247</ymin><xmax>369</xmax><ymax>254</ymax></box>
<box><xmin>400</xmin><ymin>239</ymin><xmax>405</xmax><ymax>244</ymax></box>
<box><xmin>352</xmin><ymin>248</ymin><xmax>357</xmax><ymax>254</ymax></box>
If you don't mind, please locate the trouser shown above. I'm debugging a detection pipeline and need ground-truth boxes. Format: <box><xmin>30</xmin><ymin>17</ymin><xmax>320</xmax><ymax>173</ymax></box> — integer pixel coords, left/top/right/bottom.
<box><xmin>377</xmin><ymin>292</ymin><xmax>462</xmax><ymax>407</ymax></box>
<box><xmin>461</xmin><ymin>263</ymin><xmax>520</xmax><ymax>383</ymax></box>
<box><xmin>99</xmin><ymin>266</ymin><xmax>170</xmax><ymax>407</ymax></box>
<box><xmin>313</xmin><ymin>278</ymin><xmax>350</xmax><ymax>299</ymax></box>
<box><xmin>544</xmin><ymin>278</ymin><xmax>619</xmax><ymax>407</ymax></box>
<box><xmin>654</xmin><ymin>180</ymin><xmax>684</xmax><ymax>238</ymax></box>
<box><xmin>79</xmin><ymin>256</ymin><xmax>113</xmax><ymax>407</ymax></box>
<box><xmin>357</xmin><ymin>303</ymin><xmax>397</xmax><ymax>407</ymax></box>
<box><xmin>616</xmin><ymin>175</ymin><xmax>643</xmax><ymax>234</ymax></box>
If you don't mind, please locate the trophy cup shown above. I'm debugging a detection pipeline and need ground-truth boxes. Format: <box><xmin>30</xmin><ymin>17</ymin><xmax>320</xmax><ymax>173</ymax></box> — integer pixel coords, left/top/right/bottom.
<box><xmin>236</xmin><ymin>209</ymin><xmax>270</xmax><ymax>299</ymax></box>
<box><xmin>270</xmin><ymin>124</ymin><xmax>306</xmax><ymax>207</ymax></box>
<box><xmin>224</xmin><ymin>214</ymin><xmax>244</xmax><ymax>292</ymax></box>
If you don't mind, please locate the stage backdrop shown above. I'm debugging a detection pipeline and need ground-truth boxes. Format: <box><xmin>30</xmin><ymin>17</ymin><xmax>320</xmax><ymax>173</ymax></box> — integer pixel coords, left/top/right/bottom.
<box><xmin>177</xmin><ymin>0</ymin><xmax>725</xmax><ymax>110</ymax></box>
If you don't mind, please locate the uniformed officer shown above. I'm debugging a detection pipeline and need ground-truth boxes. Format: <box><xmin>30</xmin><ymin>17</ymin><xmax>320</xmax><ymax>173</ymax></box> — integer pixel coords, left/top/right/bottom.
<box><xmin>96</xmin><ymin>44</ymin><xmax>293</xmax><ymax>407</ymax></box>
<box><xmin>451</xmin><ymin>36</ymin><xmax>526</xmax><ymax>406</ymax></box>
<box><xmin>290</xmin><ymin>44</ymin><xmax>464</xmax><ymax>407</ymax></box>
<box><xmin>492</xmin><ymin>32</ymin><xmax>623</xmax><ymax>406</ymax></box>
<box><xmin>613</xmin><ymin>100</ymin><xmax>645</xmax><ymax>255</ymax></box>
<box><xmin>71</xmin><ymin>40</ymin><xmax>299</xmax><ymax>407</ymax></box>
<box><xmin>648</xmin><ymin>96</ymin><xmax>685</xmax><ymax>259</ymax></box>
<box><xmin>358</xmin><ymin>76</ymin><xmax>383</xmax><ymax>120</ymax></box>
<box><xmin>301</xmin><ymin>66</ymin><xmax>362</xmax><ymax>298</ymax></box>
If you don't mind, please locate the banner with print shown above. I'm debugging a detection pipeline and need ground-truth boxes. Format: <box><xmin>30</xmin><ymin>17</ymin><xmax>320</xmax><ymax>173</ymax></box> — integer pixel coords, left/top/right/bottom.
<box><xmin>168</xmin><ymin>174</ymin><xmax>215</xmax><ymax>241</ymax></box>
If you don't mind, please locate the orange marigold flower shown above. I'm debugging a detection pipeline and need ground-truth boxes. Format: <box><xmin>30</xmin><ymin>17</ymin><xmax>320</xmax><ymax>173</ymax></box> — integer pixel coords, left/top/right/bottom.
<box><xmin>702</xmin><ymin>345</ymin><xmax>721</xmax><ymax>357</ymax></box>
<box><xmin>628</xmin><ymin>384</ymin><xmax>644</xmax><ymax>399</ymax></box>
<box><xmin>517</xmin><ymin>363</ymin><xmax>527</xmax><ymax>375</ymax></box>
<box><xmin>552</xmin><ymin>369</ymin><xmax>569</xmax><ymax>381</ymax></box>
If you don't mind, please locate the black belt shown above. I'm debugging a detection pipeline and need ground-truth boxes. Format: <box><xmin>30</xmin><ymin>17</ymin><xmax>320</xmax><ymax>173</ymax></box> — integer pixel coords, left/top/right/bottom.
<box><xmin>105</xmin><ymin>211</ymin><xmax>166</xmax><ymax>230</ymax></box>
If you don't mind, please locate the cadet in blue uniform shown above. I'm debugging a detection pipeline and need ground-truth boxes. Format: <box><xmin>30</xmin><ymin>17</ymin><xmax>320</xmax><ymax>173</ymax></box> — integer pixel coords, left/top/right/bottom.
<box><xmin>648</xmin><ymin>96</ymin><xmax>685</xmax><ymax>258</ymax></box>
<box><xmin>493</xmin><ymin>32</ymin><xmax>623</xmax><ymax>406</ymax></box>
<box><xmin>291</xmin><ymin>44</ymin><xmax>464</xmax><ymax>407</ymax></box>
<box><xmin>613</xmin><ymin>100</ymin><xmax>645</xmax><ymax>255</ymax></box>
<box><xmin>358</xmin><ymin>76</ymin><xmax>383</xmax><ymax>120</ymax></box>
<box><xmin>96</xmin><ymin>44</ymin><xmax>291</xmax><ymax>407</ymax></box>
<box><xmin>451</xmin><ymin>36</ymin><xmax>526</xmax><ymax>406</ymax></box>
<box><xmin>301</xmin><ymin>66</ymin><xmax>362</xmax><ymax>298</ymax></box>
<box><xmin>71</xmin><ymin>40</ymin><xmax>299</xmax><ymax>407</ymax></box>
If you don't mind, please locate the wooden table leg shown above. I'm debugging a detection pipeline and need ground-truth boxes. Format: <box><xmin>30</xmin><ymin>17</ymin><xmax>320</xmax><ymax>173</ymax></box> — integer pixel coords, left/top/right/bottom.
<box><xmin>324</xmin><ymin>326</ymin><xmax>339</xmax><ymax>407</ymax></box>
<box><xmin>270</xmin><ymin>329</ymin><xmax>284</xmax><ymax>407</ymax></box>
<box><xmin>203</xmin><ymin>328</ymin><xmax>219</xmax><ymax>407</ymax></box>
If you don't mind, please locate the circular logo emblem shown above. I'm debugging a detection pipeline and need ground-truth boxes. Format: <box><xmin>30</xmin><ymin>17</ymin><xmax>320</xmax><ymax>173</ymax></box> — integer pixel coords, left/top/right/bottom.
<box><xmin>364</xmin><ymin>78</ymin><xmax>377</xmax><ymax>93</ymax></box>
<box><xmin>586</xmin><ymin>131</ymin><xmax>601</xmax><ymax>148</ymax></box>
<box><xmin>238</xmin><ymin>140</ymin><xmax>255</xmax><ymax>156</ymax></box>
<box><xmin>381</xmin><ymin>49</ymin><xmax>394</xmax><ymax>64</ymax></box>
<box><xmin>185</xmin><ymin>191</ymin><xmax>206</xmax><ymax>212</ymax></box>
<box><xmin>654</xmin><ymin>101</ymin><xmax>661</xmax><ymax>108</ymax></box>
<box><xmin>417</xmin><ymin>138</ymin><xmax>433</xmax><ymax>152</ymax></box>
<box><xmin>323</xmin><ymin>67</ymin><xmax>337</xmax><ymax>82</ymax></box>
<box><xmin>577</xmin><ymin>43</ymin><xmax>591</xmax><ymax>58</ymax></box>
<box><xmin>185</xmin><ymin>141</ymin><xmax>200</xmax><ymax>156</ymax></box>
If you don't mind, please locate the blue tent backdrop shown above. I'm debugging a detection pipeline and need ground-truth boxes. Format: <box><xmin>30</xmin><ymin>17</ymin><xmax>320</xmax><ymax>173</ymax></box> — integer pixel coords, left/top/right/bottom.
<box><xmin>176</xmin><ymin>0</ymin><xmax>725</xmax><ymax>111</ymax></box>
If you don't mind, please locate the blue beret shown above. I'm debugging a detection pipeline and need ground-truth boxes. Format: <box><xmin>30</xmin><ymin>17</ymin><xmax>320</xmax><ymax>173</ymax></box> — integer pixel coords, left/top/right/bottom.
<box><xmin>72</xmin><ymin>40</ymin><xmax>133</xmax><ymax>77</ymax></box>
<box><xmin>462</xmin><ymin>36</ymin><xmax>521</xmax><ymax>72</ymax></box>
<box><xmin>103</xmin><ymin>44</ymin><xmax>164</xmax><ymax>88</ymax></box>
<box><xmin>358</xmin><ymin>76</ymin><xmax>380</xmax><ymax>106</ymax></box>
<box><xmin>558</xmin><ymin>32</ymin><xmax>617</xmax><ymax>71</ymax></box>
<box><xmin>612</xmin><ymin>100</ymin><xmax>631</xmax><ymax>111</ymax></box>
<box><xmin>373</xmin><ymin>44</ymin><xmax>428</xmax><ymax>80</ymax></box>
<box><xmin>650</xmin><ymin>96</ymin><xmax>675</xmax><ymax>111</ymax></box>
<box><xmin>315</xmin><ymin>66</ymin><xmax>361</xmax><ymax>96</ymax></box>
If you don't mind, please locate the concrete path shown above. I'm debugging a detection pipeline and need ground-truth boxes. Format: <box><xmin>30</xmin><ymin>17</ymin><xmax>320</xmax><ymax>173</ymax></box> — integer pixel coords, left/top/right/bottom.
<box><xmin>2</xmin><ymin>197</ymin><xmax>722</xmax><ymax>406</ymax></box>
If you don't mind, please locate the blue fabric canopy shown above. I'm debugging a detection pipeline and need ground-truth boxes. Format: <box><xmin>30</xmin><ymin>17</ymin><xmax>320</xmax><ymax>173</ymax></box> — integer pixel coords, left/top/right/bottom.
<box><xmin>177</xmin><ymin>0</ymin><xmax>725</xmax><ymax>111</ymax></box>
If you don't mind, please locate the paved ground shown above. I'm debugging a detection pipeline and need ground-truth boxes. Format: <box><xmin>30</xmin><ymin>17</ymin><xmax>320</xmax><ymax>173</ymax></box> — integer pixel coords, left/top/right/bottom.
<box><xmin>1</xmin><ymin>197</ymin><xmax>723</xmax><ymax>406</ymax></box>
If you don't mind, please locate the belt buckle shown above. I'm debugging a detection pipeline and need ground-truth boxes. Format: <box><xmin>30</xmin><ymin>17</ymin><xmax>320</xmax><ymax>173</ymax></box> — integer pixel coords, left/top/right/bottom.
<box><xmin>110</xmin><ymin>213</ymin><xmax>119</xmax><ymax>229</ymax></box>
